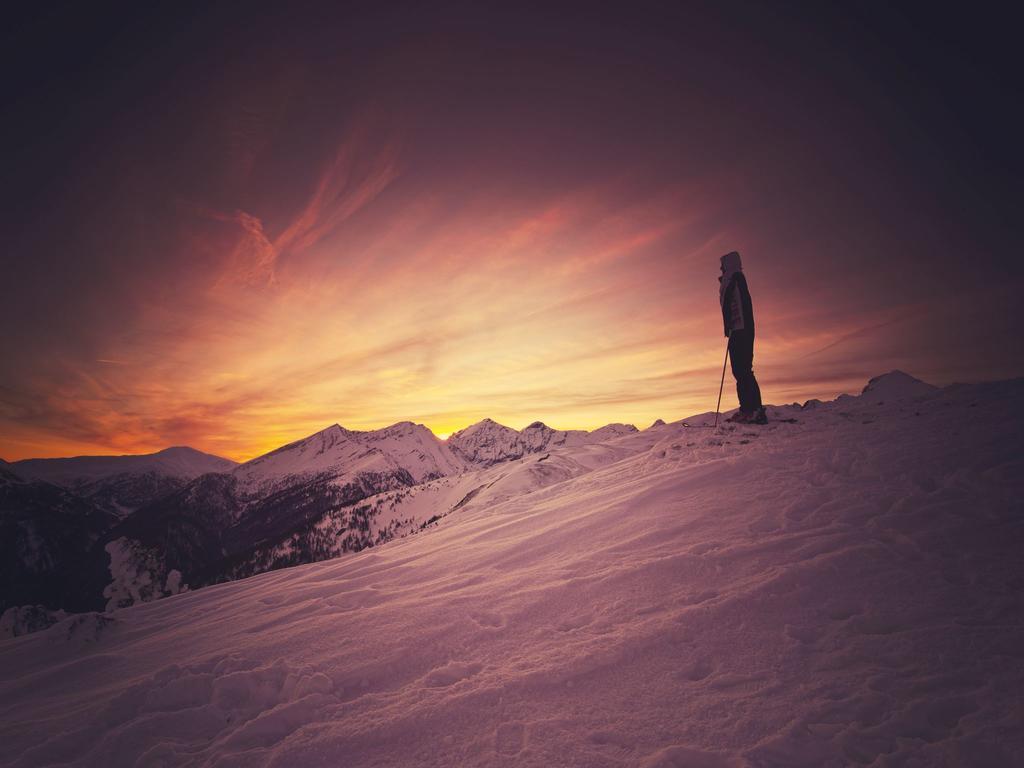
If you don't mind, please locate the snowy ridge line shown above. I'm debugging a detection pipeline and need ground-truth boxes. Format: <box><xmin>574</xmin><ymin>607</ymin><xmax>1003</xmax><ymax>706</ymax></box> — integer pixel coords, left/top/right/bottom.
<box><xmin>91</xmin><ymin>417</ymin><xmax>651</xmax><ymax>612</ymax></box>
<box><xmin>8</xmin><ymin>447</ymin><xmax>239</xmax><ymax>523</ymax></box>
<box><xmin>1</xmin><ymin>410</ymin><xmax>653</xmax><ymax>619</ymax></box>
<box><xmin>12</xmin><ymin>445</ymin><xmax>237</xmax><ymax>485</ymax></box>
<box><xmin>446</xmin><ymin>418</ymin><xmax>639</xmax><ymax>466</ymax></box>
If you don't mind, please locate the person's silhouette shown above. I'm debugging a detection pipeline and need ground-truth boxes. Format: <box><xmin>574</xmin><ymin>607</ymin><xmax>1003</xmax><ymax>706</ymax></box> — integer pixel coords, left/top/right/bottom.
<box><xmin>719</xmin><ymin>251</ymin><xmax>766</xmax><ymax>424</ymax></box>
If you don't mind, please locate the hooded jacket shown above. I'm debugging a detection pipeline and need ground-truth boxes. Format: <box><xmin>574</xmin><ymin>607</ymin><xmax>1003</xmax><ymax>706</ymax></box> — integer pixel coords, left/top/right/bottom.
<box><xmin>719</xmin><ymin>251</ymin><xmax>754</xmax><ymax>337</ymax></box>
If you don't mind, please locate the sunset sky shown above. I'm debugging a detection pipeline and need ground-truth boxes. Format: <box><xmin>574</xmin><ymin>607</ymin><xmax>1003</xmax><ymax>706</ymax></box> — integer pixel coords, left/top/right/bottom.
<box><xmin>1</xmin><ymin>3</ymin><xmax>1020</xmax><ymax>462</ymax></box>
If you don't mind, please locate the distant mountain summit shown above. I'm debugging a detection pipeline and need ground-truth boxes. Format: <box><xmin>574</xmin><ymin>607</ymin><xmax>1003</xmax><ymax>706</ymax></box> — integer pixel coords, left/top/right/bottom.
<box><xmin>448</xmin><ymin>419</ymin><xmax>638</xmax><ymax>466</ymax></box>
<box><xmin>12</xmin><ymin>446</ymin><xmax>237</xmax><ymax>519</ymax></box>
<box><xmin>861</xmin><ymin>370</ymin><xmax>938</xmax><ymax>400</ymax></box>
<box><xmin>13</xmin><ymin>445</ymin><xmax>236</xmax><ymax>485</ymax></box>
<box><xmin>233</xmin><ymin>421</ymin><xmax>464</xmax><ymax>494</ymax></box>
<box><xmin>587</xmin><ymin>423</ymin><xmax>640</xmax><ymax>441</ymax></box>
<box><xmin>103</xmin><ymin>421</ymin><xmax>475</xmax><ymax>606</ymax></box>
<box><xmin>447</xmin><ymin>418</ymin><xmax>530</xmax><ymax>465</ymax></box>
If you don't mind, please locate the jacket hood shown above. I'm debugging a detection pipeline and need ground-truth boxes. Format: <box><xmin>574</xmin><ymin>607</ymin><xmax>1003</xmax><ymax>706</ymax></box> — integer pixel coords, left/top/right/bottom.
<box><xmin>719</xmin><ymin>251</ymin><xmax>743</xmax><ymax>307</ymax></box>
<box><xmin>720</xmin><ymin>251</ymin><xmax>742</xmax><ymax>272</ymax></box>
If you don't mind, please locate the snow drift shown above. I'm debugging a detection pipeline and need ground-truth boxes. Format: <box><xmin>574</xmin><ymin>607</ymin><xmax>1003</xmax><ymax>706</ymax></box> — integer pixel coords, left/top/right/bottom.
<box><xmin>0</xmin><ymin>372</ymin><xmax>1021</xmax><ymax>766</ymax></box>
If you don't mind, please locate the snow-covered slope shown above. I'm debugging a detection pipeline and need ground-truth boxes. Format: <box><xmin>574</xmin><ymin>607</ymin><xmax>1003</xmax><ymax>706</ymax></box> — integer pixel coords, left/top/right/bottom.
<box><xmin>265</xmin><ymin>428</ymin><xmax>656</xmax><ymax>568</ymax></box>
<box><xmin>449</xmin><ymin>418</ymin><xmax>639</xmax><ymax>466</ymax></box>
<box><xmin>102</xmin><ymin>418</ymin><xmax>642</xmax><ymax>607</ymax></box>
<box><xmin>2</xmin><ymin>372</ymin><xmax>1021</xmax><ymax>766</ymax></box>
<box><xmin>100</xmin><ymin>422</ymin><xmax>470</xmax><ymax>607</ymax></box>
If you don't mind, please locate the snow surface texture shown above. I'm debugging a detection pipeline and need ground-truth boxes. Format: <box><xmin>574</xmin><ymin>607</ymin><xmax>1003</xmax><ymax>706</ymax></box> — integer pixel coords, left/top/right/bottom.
<box><xmin>1</xmin><ymin>373</ymin><xmax>1022</xmax><ymax>766</ymax></box>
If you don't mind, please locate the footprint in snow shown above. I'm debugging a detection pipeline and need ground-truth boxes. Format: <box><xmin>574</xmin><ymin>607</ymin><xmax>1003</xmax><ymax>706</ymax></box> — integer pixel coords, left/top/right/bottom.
<box><xmin>748</xmin><ymin>515</ymin><xmax>780</xmax><ymax>533</ymax></box>
<box><xmin>555</xmin><ymin>613</ymin><xmax>594</xmax><ymax>632</ymax></box>
<box><xmin>784</xmin><ymin>623</ymin><xmax>821</xmax><ymax>645</ymax></box>
<box><xmin>589</xmin><ymin>730</ymin><xmax>637</xmax><ymax>749</ymax></box>
<box><xmin>679</xmin><ymin>657</ymin><xmax>715</xmax><ymax>682</ymax></box>
<box><xmin>423</xmin><ymin>661</ymin><xmax>482</xmax><ymax>688</ymax></box>
<box><xmin>495</xmin><ymin>721</ymin><xmax>526</xmax><ymax>756</ymax></box>
<box><xmin>822</xmin><ymin>599</ymin><xmax>863</xmax><ymax>621</ymax></box>
<box><xmin>640</xmin><ymin>744</ymin><xmax>744</xmax><ymax>767</ymax></box>
<box><xmin>848</xmin><ymin>614</ymin><xmax>907</xmax><ymax>636</ymax></box>
<box><xmin>469</xmin><ymin>610</ymin><xmax>506</xmax><ymax>629</ymax></box>
<box><xmin>689</xmin><ymin>541</ymin><xmax>721</xmax><ymax>555</ymax></box>
<box><xmin>683</xmin><ymin>590</ymin><xmax>718</xmax><ymax>606</ymax></box>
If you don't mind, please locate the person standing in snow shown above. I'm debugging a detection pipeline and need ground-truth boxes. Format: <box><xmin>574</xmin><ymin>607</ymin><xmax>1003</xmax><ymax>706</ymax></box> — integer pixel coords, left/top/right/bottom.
<box><xmin>719</xmin><ymin>251</ymin><xmax>766</xmax><ymax>424</ymax></box>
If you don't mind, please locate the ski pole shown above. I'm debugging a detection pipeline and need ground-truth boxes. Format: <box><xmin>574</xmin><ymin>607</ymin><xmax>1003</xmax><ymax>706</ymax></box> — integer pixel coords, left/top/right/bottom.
<box><xmin>714</xmin><ymin>340</ymin><xmax>730</xmax><ymax>428</ymax></box>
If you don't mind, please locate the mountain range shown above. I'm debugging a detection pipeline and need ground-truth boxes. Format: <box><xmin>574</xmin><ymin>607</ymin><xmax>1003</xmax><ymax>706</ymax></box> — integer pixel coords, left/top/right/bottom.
<box><xmin>1</xmin><ymin>418</ymin><xmax>645</xmax><ymax>616</ymax></box>
<box><xmin>0</xmin><ymin>371</ymin><xmax>947</xmax><ymax>621</ymax></box>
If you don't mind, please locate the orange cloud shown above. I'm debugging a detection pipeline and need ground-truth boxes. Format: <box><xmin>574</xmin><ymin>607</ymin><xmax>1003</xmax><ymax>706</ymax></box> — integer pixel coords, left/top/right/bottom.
<box><xmin>201</xmin><ymin>124</ymin><xmax>401</xmax><ymax>287</ymax></box>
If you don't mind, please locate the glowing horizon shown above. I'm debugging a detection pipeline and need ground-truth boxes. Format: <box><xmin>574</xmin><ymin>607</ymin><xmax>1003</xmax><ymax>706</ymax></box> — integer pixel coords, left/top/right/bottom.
<box><xmin>0</xmin><ymin>143</ymin><xmax>906</xmax><ymax>464</ymax></box>
<box><xmin>0</xmin><ymin>118</ymin><xmax>1006</xmax><ymax>463</ymax></box>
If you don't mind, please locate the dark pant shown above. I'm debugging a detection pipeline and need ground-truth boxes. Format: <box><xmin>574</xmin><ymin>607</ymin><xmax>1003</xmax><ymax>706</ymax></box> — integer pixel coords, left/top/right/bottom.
<box><xmin>728</xmin><ymin>329</ymin><xmax>762</xmax><ymax>413</ymax></box>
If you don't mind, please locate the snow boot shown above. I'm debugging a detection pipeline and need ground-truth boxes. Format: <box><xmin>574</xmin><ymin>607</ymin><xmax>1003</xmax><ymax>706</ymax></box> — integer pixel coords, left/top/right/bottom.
<box><xmin>749</xmin><ymin>407</ymin><xmax>768</xmax><ymax>425</ymax></box>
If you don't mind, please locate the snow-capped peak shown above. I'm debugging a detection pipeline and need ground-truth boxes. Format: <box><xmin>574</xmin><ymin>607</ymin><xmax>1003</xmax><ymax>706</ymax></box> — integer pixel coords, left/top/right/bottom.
<box><xmin>861</xmin><ymin>370</ymin><xmax>938</xmax><ymax>401</ymax></box>
<box><xmin>376</xmin><ymin>421</ymin><xmax>429</xmax><ymax>438</ymax></box>
<box><xmin>448</xmin><ymin>418</ymin><xmax>639</xmax><ymax>466</ymax></box>
<box><xmin>587</xmin><ymin>423</ymin><xmax>640</xmax><ymax>441</ymax></box>
<box><xmin>447</xmin><ymin>420</ymin><xmax>524</xmax><ymax>465</ymax></box>
<box><xmin>355</xmin><ymin>422</ymin><xmax>465</xmax><ymax>480</ymax></box>
<box><xmin>12</xmin><ymin>446</ymin><xmax>237</xmax><ymax>487</ymax></box>
<box><xmin>233</xmin><ymin>421</ymin><xmax>466</xmax><ymax>490</ymax></box>
<box><xmin>452</xmin><ymin>418</ymin><xmax>510</xmax><ymax>437</ymax></box>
